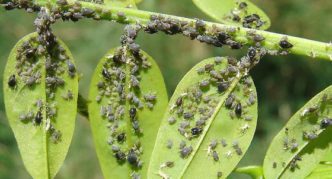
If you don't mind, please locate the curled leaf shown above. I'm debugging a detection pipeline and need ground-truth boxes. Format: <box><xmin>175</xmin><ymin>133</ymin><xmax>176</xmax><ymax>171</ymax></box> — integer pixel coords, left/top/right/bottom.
<box><xmin>88</xmin><ymin>47</ymin><xmax>168</xmax><ymax>178</ymax></box>
<box><xmin>3</xmin><ymin>33</ymin><xmax>78</xmax><ymax>179</ymax></box>
<box><xmin>263</xmin><ymin>86</ymin><xmax>332</xmax><ymax>178</ymax></box>
<box><xmin>148</xmin><ymin>57</ymin><xmax>258</xmax><ymax>178</ymax></box>
<box><xmin>192</xmin><ymin>0</ymin><xmax>271</xmax><ymax>30</ymax></box>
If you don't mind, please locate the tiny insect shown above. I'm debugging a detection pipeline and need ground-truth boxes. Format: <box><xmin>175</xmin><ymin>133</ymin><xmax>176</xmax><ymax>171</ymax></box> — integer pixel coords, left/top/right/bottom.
<box><xmin>180</xmin><ymin>146</ymin><xmax>193</xmax><ymax>158</ymax></box>
<box><xmin>168</xmin><ymin>116</ymin><xmax>176</xmax><ymax>125</ymax></box>
<box><xmin>235</xmin><ymin>103</ymin><xmax>242</xmax><ymax>117</ymax></box>
<box><xmin>127</xmin><ymin>150</ymin><xmax>139</xmax><ymax>166</ymax></box>
<box><xmin>34</xmin><ymin>111</ymin><xmax>43</xmax><ymax>125</ymax></box>
<box><xmin>320</xmin><ymin>118</ymin><xmax>332</xmax><ymax>129</ymax></box>
<box><xmin>166</xmin><ymin>139</ymin><xmax>173</xmax><ymax>149</ymax></box>
<box><xmin>179</xmin><ymin>140</ymin><xmax>186</xmax><ymax>149</ymax></box>
<box><xmin>191</xmin><ymin>127</ymin><xmax>202</xmax><ymax>136</ymax></box>
<box><xmin>183</xmin><ymin>112</ymin><xmax>194</xmax><ymax>119</ymax></box>
<box><xmin>160</xmin><ymin>161</ymin><xmax>174</xmax><ymax>168</ymax></box>
<box><xmin>129</xmin><ymin>107</ymin><xmax>137</xmax><ymax>119</ymax></box>
<box><xmin>221</xmin><ymin>139</ymin><xmax>227</xmax><ymax>147</ymax></box>
<box><xmin>209</xmin><ymin>139</ymin><xmax>218</xmax><ymax>150</ymax></box>
<box><xmin>273</xmin><ymin>162</ymin><xmax>277</xmax><ymax>168</ymax></box>
<box><xmin>176</xmin><ymin>97</ymin><xmax>183</xmax><ymax>106</ymax></box>
<box><xmin>117</xmin><ymin>132</ymin><xmax>126</xmax><ymax>143</ymax></box>
<box><xmin>279</xmin><ymin>39</ymin><xmax>293</xmax><ymax>49</ymax></box>
<box><xmin>217</xmin><ymin>82</ymin><xmax>229</xmax><ymax>93</ymax></box>
<box><xmin>111</xmin><ymin>145</ymin><xmax>120</xmax><ymax>152</ymax></box>
<box><xmin>115</xmin><ymin>151</ymin><xmax>126</xmax><ymax>162</ymax></box>
<box><xmin>217</xmin><ymin>171</ymin><xmax>223</xmax><ymax>178</ymax></box>
<box><xmin>8</xmin><ymin>75</ymin><xmax>17</xmax><ymax>88</ymax></box>
<box><xmin>212</xmin><ymin>151</ymin><xmax>219</xmax><ymax>161</ymax></box>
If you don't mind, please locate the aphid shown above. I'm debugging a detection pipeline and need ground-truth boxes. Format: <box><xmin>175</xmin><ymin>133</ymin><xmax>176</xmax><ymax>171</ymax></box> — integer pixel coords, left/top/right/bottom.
<box><xmin>290</xmin><ymin>139</ymin><xmax>298</xmax><ymax>151</ymax></box>
<box><xmin>132</xmin><ymin>120</ymin><xmax>141</xmax><ymax>133</ymax></box>
<box><xmin>247</xmin><ymin>93</ymin><xmax>256</xmax><ymax>106</ymax></box>
<box><xmin>34</xmin><ymin>111</ymin><xmax>43</xmax><ymax>125</ymax></box>
<box><xmin>253</xmin><ymin>34</ymin><xmax>265</xmax><ymax>42</ymax></box>
<box><xmin>209</xmin><ymin>140</ymin><xmax>218</xmax><ymax>150</ymax></box>
<box><xmin>67</xmin><ymin>60</ymin><xmax>76</xmax><ymax>74</ymax></box>
<box><xmin>248</xmin><ymin>47</ymin><xmax>256</xmax><ymax>60</ymax></box>
<box><xmin>179</xmin><ymin>140</ymin><xmax>186</xmax><ymax>149</ymax></box>
<box><xmin>195</xmin><ymin>119</ymin><xmax>205</xmax><ymax>127</ymax></box>
<box><xmin>235</xmin><ymin>147</ymin><xmax>243</xmax><ymax>155</ymax></box>
<box><xmin>290</xmin><ymin>155</ymin><xmax>302</xmax><ymax>171</ymax></box>
<box><xmin>160</xmin><ymin>161</ymin><xmax>174</xmax><ymax>168</ymax></box>
<box><xmin>215</xmin><ymin>57</ymin><xmax>223</xmax><ymax>64</ymax></box>
<box><xmin>8</xmin><ymin>75</ymin><xmax>17</xmax><ymax>88</ymax></box>
<box><xmin>62</xmin><ymin>90</ymin><xmax>73</xmax><ymax>100</ymax></box>
<box><xmin>283</xmin><ymin>137</ymin><xmax>289</xmax><ymax>150</ymax></box>
<box><xmin>168</xmin><ymin>116</ymin><xmax>176</xmax><ymax>125</ymax></box>
<box><xmin>217</xmin><ymin>171</ymin><xmax>223</xmax><ymax>178</ymax></box>
<box><xmin>235</xmin><ymin>103</ymin><xmax>242</xmax><ymax>117</ymax></box>
<box><xmin>199</xmin><ymin>79</ymin><xmax>210</xmax><ymax>88</ymax></box>
<box><xmin>320</xmin><ymin>118</ymin><xmax>332</xmax><ymax>129</ymax></box>
<box><xmin>183</xmin><ymin>112</ymin><xmax>194</xmax><ymax>119</ymax></box>
<box><xmin>240</xmin><ymin>123</ymin><xmax>250</xmax><ymax>134</ymax></box>
<box><xmin>191</xmin><ymin>127</ymin><xmax>202</xmax><ymax>136</ymax></box>
<box><xmin>212</xmin><ymin>151</ymin><xmax>219</xmax><ymax>161</ymax></box>
<box><xmin>225</xmin><ymin>95</ymin><xmax>235</xmax><ymax>109</ymax></box>
<box><xmin>130</xmin><ymin>172</ymin><xmax>141</xmax><ymax>179</ymax></box>
<box><xmin>176</xmin><ymin>97</ymin><xmax>183</xmax><ymax>106</ymax></box>
<box><xmin>221</xmin><ymin>139</ymin><xmax>227</xmax><ymax>147</ymax></box>
<box><xmin>144</xmin><ymin>93</ymin><xmax>157</xmax><ymax>102</ymax></box>
<box><xmin>180</xmin><ymin>146</ymin><xmax>193</xmax><ymax>158</ymax></box>
<box><xmin>111</xmin><ymin>145</ymin><xmax>120</xmax><ymax>152</ymax></box>
<box><xmin>127</xmin><ymin>150</ymin><xmax>139</xmax><ymax>166</ymax></box>
<box><xmin>51</xmin><ymin>130</ymin><xmax>62</xmax><ymax>143</ymax></box>
<box><xmin>273</xmin><ymin>162</ymin><xmax>277</xmax><ymax>168</ymax></box>
<box><xmin>303</xmin><ymin>131</ymin><xmax>318</xmax><ymax>140</ymax></box>
<box><xmin>130</xmin><ymin>75</ymin><xmax>140</xmax><ymax>88</ymax></box>
<box><xmin>238</xmin><ymin>2</ymin><xmax>248</xmax><ymax>9</ymax></box>
<box><xmin>117</xmin><ymin>12</ymin><xmax>126</xmax><ymax>19</ymax></box>
<box><xmin>196</xmin><ymin>67</ymin><xmax>205</xmax><ymax>74</ymax></box>
<box><xmin>217</xmin><ymin>82</ymin><xmax>229</xmax><ymax>93</ymax></box>
<box><xmin>301</xmin><ymin>105</ymin><xmax>319</xmax><ymax>117</ymax></box>
<box><xmin>204</xmin><ymin>64</ymin><xmax>214</xmax><ymax>72</ymax></box>
<box><xmin>81</xmin><ymin>8</ymin><xmax>95</xmax><ymax>17</ymax></box>
<box><xmin>115</xmin><ymin>151</ymin><xmax>126</xmax><ymax>162</ymax></box>
<box><xmin>117</xmin><ymin>132</ymin><xmax>126</xmax><ymax>143</ymax></box>
<box><xmin>166</xmin><ymin>139</ymin><xmax>173</xmax><ymax>149</ymax></box>
<box><xmin>279</xmin><ymin>39</ymin><xmax>293</xmax><ymax>49</ymax></box>
<box><xmin>102</xmin><ymin>68</ymin><xmax>111</xmax><ymax>79</ymax></box>
<box><xmin>129</xmin><ymin>107</ymin><xmax>137</xmax><ymax>119</ymax></box>
<box><xmin>195</xmin><ymin>19</ymin><xmax>205</xmax><ymax>29</ymax></box>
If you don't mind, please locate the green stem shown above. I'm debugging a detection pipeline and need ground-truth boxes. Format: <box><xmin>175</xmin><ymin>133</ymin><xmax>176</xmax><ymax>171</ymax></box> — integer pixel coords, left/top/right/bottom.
<box><xmin>6</xmin><ymin>0</ymin><xmax>332</xmax><ymax>60</ymax></box>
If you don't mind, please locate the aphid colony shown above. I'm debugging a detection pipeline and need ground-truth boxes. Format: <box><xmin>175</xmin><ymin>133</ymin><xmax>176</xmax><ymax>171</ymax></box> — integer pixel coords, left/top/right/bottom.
<box><xmin>157</xmin><ymin>48</ymin><xmax>262</xmax><ymax>178</ymax></box>
<box><xmin>272</xmin><ymin>93</ymin><xmax>332</xmax><ymax>171</ymax></box>
<box><xmin>96</xmin><ymin>25</ymin><xmax>157</xmax><ymax>176</ymax></box>
<box><xmin>7</xmin><ymin>9</ymin><xmax>76</xmax><ymax>143</ymax></box>
<box><xmin>222</xmin><ymin>1</ymin><xmax>266</xmax><ymax>29</ymax></box>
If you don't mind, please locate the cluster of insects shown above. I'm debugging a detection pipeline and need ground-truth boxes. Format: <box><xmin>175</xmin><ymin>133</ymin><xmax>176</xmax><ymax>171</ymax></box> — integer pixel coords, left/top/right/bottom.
<box><xmin>271</xmin><ymin>93</ymin><xmax>332</xmax><ymax>171</ymax></box>
<box><xmin>222</xmin><ymin>1</ymin><xmax>266</xmax><ymax>29</ymax></box>
<box><xmin>95</xmin><ymin>24</ymin><xmax>159</xmax><ymax>177</ymax></box>
<box><xmin>6</xmin><ymin>8</ymin><xmax>77</xmax><ymax>143</ymax></box>
<box><xmin>156</xmin><ymin>47</ymin><xmax>263</xmax><ymax>178</ymax></box>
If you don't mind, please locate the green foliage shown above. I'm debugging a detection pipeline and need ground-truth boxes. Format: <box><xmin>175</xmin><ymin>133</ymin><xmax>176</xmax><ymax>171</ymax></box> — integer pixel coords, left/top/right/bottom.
<box><xmin>306</xmin><ymin>163</ymin><xmax>332</xmax><ymax>179</ymax></box>
<box><xmin>88</xmin><ymin>48</ymin><xmax>168</xmax><ymax>178</ymax></box>
<box><xmin>148</xmin><ymin>57</ymin><xmax>258</xmax><ymax>178</ymax></box>
<box><xmin>235</xmin><ymin>165</ymin><xmax>264</xmax><ymax>179</ymax></box>
<box><xmin>192</xmin><ymin>0</ymin><xmax>271</xmax><ymax>30</ymax></box>
<box><xmin>103</xmin><ymin>0</ymin><xmax>137</xmax><ymax>8</ymax></box>
<box><xmin>3</xmin><ymin>33</ymin><xmax>78</xmax><ymax>179</ymax></box>
<box><xmin>263</xmin><ymin>86</ymin><xmax>332</xmax><ymax>178</ymax></box>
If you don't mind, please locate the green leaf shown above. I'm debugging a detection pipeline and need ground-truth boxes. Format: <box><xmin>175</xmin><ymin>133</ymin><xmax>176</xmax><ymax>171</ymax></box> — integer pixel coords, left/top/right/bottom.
<box><xmin>235</xmin><ymin>166</ymin><xmax>264</xmax><ymax>179</ymax></box>
<box><xmin>306</xmin><ymin>162</ymin><xmax>332</xmax><ymax>179</ymax></box>
<box><xmin>103</xmin><ymin>0</ymin><xmax>137</xmax><ymax>9</ymax></box>
<box><xmin>192</xmin><ymin>0</ymin><xmax>271</xmax><ymax>30</ymax></box>
<box><xmin>263</xmin><ymin>86</ymin><xmax>332</xmax><ymax>179</ymax></box>
<box><xmin>88</xmin><ymin>47</ymin><xmax>168</xmax><ymax>178</ymax></box>
<box><xmin>3</xmin><ymin>33</ymin><xmax>78</xmax><ymax>179</ymax></box>
<box><xmin>148</xmin><ymin>57</ymin><xmax>258</xmax><ymax>178</ymax></box>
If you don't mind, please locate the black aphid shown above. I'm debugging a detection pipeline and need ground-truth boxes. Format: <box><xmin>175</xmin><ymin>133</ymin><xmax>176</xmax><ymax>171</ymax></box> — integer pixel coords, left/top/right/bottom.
<box><xmin>127</xmin><ymin>150</ymin><xmax>138</xmax><ymax>166</ymax></box>
<box><xmin>129</xmin><ymin>107</ymin><xmax>137</xmax><ymax>119</ymax></box>
<box><xmin>117</xmin><ymin>132</ymin><xmax>126</xmax><ymax>143</ymax></box>
<box><xmin>217</xmin><ymin>82</ymin><xmax>229</xmax><ymax>93</ymax></box>
<box><xmin>35</xmin><ymin>111</ymin><xmax>43</xmax><ymax>125</ymax></box>
<box><xmin>320</xmin><ymin>118</ymin><xmax>332</xmax><ymax>129</ymax></box>
<box><xmin>235</xmin><ymin>103</ymin><xmax>242</xmax><ymax>117</ymax></box>
<box><xmin>115</xmin><ymin>151</ymin><xmax>126</xmax><ymax>162</ymax></box>
<box><xmin>176</xmin><ymin>97</ymin><xmax>183</xmax><ymax>106</ymax></box>
<box><xmin>191</xmin><ymin>127</ymin><xmax>202</xmax><ymax>136</ymax></box>
<box><xmin>180</xmin><ymin>146</ymin><xmax>193</xmax><ymax>158</ymax></box>
<box><xmin>279</xmin><ymin>39</ymin><xmax>293</xmax><ymax>49</ymax></box>
<box><xmin>8</xmin><ymin>75</ymin><xmax>17</xmax><ymax>88</ymax></box>
<box><xmin>212</xmin><ymin>151</ymin><xmax>219</xmax><ymax>161</ymax></box>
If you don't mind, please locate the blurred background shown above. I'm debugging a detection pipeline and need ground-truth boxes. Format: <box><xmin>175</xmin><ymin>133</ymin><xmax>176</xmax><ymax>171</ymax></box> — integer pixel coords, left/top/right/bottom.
<box><xmin>0</xmin><ymin>0</ymin><xmax>331</xmax><ymax>178</ymax></box>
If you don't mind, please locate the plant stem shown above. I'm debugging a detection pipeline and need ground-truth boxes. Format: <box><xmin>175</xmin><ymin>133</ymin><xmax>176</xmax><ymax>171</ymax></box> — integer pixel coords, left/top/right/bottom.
<box><xmin>5</xmin><ymin>0</ymin><xmax>332</xmax><ymax>61</ymax></box>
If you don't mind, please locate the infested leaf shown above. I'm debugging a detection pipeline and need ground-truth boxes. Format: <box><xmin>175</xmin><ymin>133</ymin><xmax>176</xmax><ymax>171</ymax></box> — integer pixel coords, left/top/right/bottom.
<box><xmin>148</xmin><ymin>57</ymin><xmax>258</xmax><ymax>178</ymax></box>
<box><xmin>3</xmin><ymin>33</ymin><xmax>78</xmax><ymax>179</ymax></box>
<box><xmin>263</xmin><ymin>86</ymin><xmax>332</xmax><ymax>179</ymax></box>
<box><xmin>88</xmin><ymin>47</ymin><xmax>168</xmax><ymax>178</ymax></box>
<box><xmin>192</xmin><ymin>0</ymin><xmax>271</xmax><ymax>30</ymax></box>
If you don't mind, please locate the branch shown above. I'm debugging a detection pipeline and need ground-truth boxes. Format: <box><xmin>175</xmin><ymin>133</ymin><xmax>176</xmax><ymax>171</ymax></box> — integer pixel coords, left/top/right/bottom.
<box><xmin>2</xmin><ymin>0</ymin><xmax>332</xmax><ymax>60</ymax></box>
